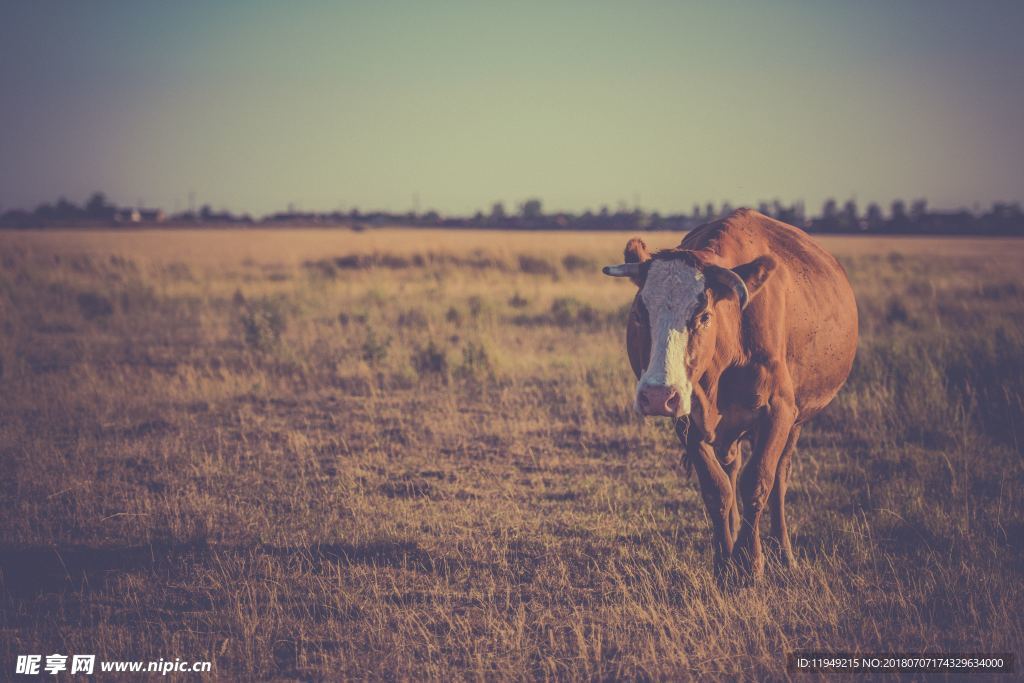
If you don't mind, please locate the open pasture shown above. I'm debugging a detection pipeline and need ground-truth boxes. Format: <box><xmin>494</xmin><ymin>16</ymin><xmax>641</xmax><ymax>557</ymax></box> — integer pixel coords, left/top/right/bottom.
<box><xmin>1</xmin><ymin>228</ymin><xmax>1022</xmax><ymax>679</ymax></box>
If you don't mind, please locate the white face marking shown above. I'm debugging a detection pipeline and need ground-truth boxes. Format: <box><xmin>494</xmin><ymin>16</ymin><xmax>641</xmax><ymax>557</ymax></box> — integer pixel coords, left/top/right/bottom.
<box><xmin>636</xmin><ymin>259</ymin><xmax>705</xmax><ymax>415</ymax></box>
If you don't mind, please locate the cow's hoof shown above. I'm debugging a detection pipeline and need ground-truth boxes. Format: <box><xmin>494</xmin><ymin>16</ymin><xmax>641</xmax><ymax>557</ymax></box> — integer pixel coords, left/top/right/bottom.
<box><xmin>732</xmin><ymin>551</ymin><xmax>765</xmax><ymax>582</ymax></box>
<box><xmin>765</xmin><ymin>539</ymin><xmax>798</xmax><ymax>570</ymax></box>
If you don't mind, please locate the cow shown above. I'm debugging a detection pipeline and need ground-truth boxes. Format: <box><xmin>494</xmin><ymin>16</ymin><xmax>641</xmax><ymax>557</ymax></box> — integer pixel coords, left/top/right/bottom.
<box><xmin>602</xmin><ymin>208</ymin><xmax>858</xmax><ymax>579</ymax></box>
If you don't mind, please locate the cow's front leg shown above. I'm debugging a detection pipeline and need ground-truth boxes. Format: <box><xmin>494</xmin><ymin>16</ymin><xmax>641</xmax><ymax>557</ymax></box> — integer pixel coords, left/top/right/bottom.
<box><xmin>735</xmin><ymin>400</ymin><xmax>797</xmax><ymax>579</ymax></box>
<box><xmin>719</xmin><ymin>441</ymin><xmax>742</xmax><ymax>546</ymax></box>
<box><xmin>768</xmin><ymin>425</ymin><xmax>801</xmax><ymax>567</ymax></box>
<box><xmin>687</xmin><ymin>437</ymin><xmax>736</xmax><ymax>578</ymax></box>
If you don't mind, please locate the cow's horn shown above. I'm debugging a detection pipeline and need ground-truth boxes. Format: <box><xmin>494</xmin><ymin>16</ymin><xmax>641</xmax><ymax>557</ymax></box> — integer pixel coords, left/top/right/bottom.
<box><xmin>714</xmin><ymin>267</ymin><xmax>750</xmax><ymax>309</ymax></box>
<box><xmin>602</xmin><ymin>263</ymin><xmax>641</xmax><ymax>277</ymax></box>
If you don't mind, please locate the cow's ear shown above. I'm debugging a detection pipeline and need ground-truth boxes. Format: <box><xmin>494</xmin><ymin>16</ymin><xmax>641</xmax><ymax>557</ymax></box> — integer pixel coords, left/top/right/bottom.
<box><xmin>601</xmin><ymin>237</ymin><xmax>652</xmax><ymax>287</ymax></box>
<box><xmin>732</xmin><ymin>256</ymin><xmax>776</xmax><ymax>300</ymax></box>
<box><xmin>705</xmin><ymin>256</ymin><xmax>776</xmax><ymax>310</ymax></box>
<box><xmin>623</xmin><ymin>237</ymin><xmax>651</xmax><ymax>265</ymax></box>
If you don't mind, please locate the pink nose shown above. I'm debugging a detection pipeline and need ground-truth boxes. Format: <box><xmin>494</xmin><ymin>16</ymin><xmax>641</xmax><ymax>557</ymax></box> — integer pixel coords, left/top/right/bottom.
<box><xmin>637</xmin><ymin>385</ymin><xmax>681</xmax><ymax>416</ymax></box>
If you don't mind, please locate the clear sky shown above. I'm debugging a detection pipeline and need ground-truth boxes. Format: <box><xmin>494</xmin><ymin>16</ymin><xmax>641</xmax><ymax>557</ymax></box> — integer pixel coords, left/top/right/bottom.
<box><xmin>1</xmin><ymin>1</ymin><xmax>1022</xmax><ymax>216</ymax></box>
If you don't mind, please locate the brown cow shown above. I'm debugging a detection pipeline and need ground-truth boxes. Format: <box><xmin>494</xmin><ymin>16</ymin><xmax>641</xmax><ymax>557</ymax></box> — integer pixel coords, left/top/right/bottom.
<box><xmin>603</xmin><ymin>208</ymin><xmax>858</xmax><ymax>578</ymax></box>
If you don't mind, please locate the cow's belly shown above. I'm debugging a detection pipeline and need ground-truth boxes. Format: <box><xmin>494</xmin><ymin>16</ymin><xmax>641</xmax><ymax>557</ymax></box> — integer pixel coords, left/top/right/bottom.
<box><xmin>786</xmin><ymin>286</ymin><xmax>858</xmax><ymax>421</ymax></box>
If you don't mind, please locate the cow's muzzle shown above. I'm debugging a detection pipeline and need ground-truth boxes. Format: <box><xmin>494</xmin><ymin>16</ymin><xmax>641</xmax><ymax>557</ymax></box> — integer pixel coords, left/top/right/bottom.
<box><xmin>636</xmin><ymin>385</ymin><xmax>685</xmax><ymax>417</ymax></box>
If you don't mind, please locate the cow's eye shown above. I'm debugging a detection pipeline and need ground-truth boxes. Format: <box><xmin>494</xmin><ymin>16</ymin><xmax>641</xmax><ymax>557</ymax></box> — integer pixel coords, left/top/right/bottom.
<box><xmin>697</xmin><ymin>311</ymin><xmax>712</xmax><ymax>327</ymax></box>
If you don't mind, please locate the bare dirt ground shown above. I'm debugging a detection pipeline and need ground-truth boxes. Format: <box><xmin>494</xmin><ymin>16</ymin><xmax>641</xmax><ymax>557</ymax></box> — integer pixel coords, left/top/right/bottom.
<box><xmin>2</xmin><ymin>227</ymin><xmax>1022</xmax><ymax>679</ymax></box>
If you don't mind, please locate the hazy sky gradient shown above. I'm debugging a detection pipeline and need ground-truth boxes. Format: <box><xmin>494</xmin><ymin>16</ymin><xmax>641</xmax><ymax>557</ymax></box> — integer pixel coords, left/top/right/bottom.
<box><xmin>2</xmin><ymin>1</ymin><xmax>1022</xmax><ymax>215</ymax></box>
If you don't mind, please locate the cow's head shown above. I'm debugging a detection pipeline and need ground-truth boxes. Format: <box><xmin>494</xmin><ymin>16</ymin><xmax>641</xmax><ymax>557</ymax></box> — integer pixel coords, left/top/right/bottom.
<box><xmin>603</xmin><ymin>238</ymin><xmax>776</xmax><ymax>418</ymax></box>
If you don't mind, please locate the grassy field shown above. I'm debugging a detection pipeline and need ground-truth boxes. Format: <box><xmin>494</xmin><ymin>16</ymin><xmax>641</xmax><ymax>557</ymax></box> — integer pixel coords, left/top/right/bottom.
<box><xmin>1</xmin><ymin>227</ymin><xmax>1022</xmax><ymax>680</ymax></box>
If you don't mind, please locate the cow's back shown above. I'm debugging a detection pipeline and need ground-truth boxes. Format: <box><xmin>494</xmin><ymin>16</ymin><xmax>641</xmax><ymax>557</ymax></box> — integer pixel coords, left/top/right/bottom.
<box><xmin>682</xmin><ymin>209</ymin><xmax>858</xmax><ymax>420</ymax></box>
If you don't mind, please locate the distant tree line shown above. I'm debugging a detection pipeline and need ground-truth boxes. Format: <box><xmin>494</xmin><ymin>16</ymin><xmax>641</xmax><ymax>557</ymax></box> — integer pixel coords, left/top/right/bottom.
<box><xmin>2</xmin><ymin>192</ymin><xmax>1023</xmax><ymax>236</ymax></box>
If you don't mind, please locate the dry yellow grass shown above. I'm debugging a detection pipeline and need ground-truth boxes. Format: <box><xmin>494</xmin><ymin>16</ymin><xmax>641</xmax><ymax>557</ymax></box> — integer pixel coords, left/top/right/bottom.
<box><xmin>1</xmin><ymin>227</ymin><xmax>1022</xmax><ymax>680</ymax></box>
<box><xmin>4</xmin><ymin>226</ymin><xmax>1023</xmax><ymax>265</ymax></box>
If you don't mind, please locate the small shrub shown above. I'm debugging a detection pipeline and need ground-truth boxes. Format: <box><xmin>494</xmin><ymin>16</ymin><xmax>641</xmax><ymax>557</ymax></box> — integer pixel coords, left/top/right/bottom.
<box><xmin>304</xmin><ymin>260</ymin><xmax>337</xmax><ymax>279</ymax></box>
<box><xmin>885</xmin><ymin>297</ymin><xmax>912</xmax><ymax>326</ymax></box>
<box><xmin>978</xmin><ymin>281</ymin><xmax>1021</xmax><ymax>301</ymax></box>
<box><xmin>549</xmin><ymin>297</ymin><xmax>600</xmax><ymax>327</ymax></box>
<box><xmin>378</xmin><ymin>253</ymin><xmax>412</xmax><ymax>269</ymax></box>
<box><xmin>335</xmin><ymin>254</ymin><xmax>372</xmax><ymax>269</ymax></box>
<box><xmin>518</xmin><ymin>254</ymin><xmax>558</xmax><ymax>277</ymax></box>
<box><xmin>118</xmin><ymin>284</ymin><xmax>159</xmax><ymax>314</ymax></box>
<box><xmin>338</xmin><ymin>311</ymin><xmax>368</xmax><ymax>327</ymax></box>
<box><xmin>508</xmin><ymin>292</ymin><xmax>529</xmax><ymax>308</ymax></box>
<box><xmin>561</xmin><ymin>254</ymin><xmax>596</xmax><ymax>273</ymax></box>
<box><xmin>240</xmin><ymin>298</ymin><xmax>288</xmax><ymax>351</ymax></box>
<box><xmin>362</xmin><ymin>327</ymin><xmax>391</xmax><ymax>364</ymax></box>
<box><xmin>398</xmin><ymin>309</ymin><xmax>429</xmax><ymax>328</ymax></box>
<box><xmin>467</xmin><ymin>296</ymin><xmax>496</xmax><ymax>321</ymax></box>
<box><xmin>331</xmin><ymin>253</ymin><xmax>415</xmax><ymax>270</ymax></box>
<box><xmin>163</xmin><ymin>262</ymin><xmax>194</xmax><ymax>281</ymax></box>
<box><xmin>468</xmin><ymin>296</ymin><xmax>486</xmax><ymax>318</ymax></box>
<box><xmin>412</xmin><ymin>340</ymin><xmax>449</xmax><ymax>379</ymax></box>
<box><xmin>445</xmin><ymin>306</ymin><xmax>464</xmax><ymax>325</ymax></box>
<box><xmin>457</xmin><ymin>341</ymin><xmax>494</xmax><ymax>381</ymax></box>
<box><xmin>77</xmin><ymin>292</ymin><xmax>114</xmax><ymax>320</ymax></box>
